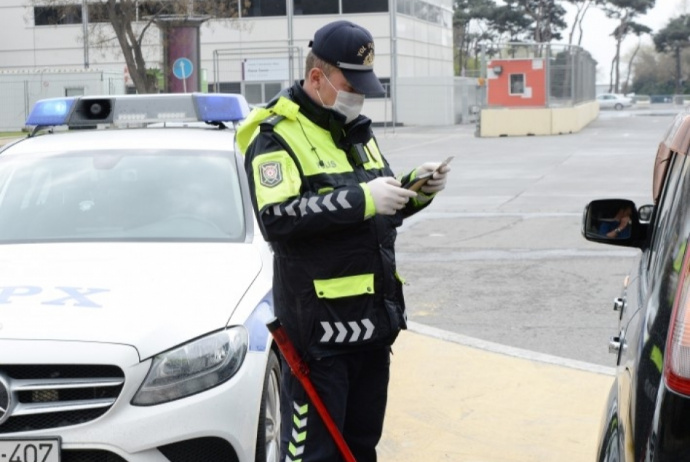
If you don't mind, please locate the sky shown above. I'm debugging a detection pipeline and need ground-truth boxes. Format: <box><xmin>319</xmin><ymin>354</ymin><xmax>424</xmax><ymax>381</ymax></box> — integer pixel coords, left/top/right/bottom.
<box><xmin>564</xmin><ymin>0</ymin><xmax>689</xmax><ymax>85</ymax></box>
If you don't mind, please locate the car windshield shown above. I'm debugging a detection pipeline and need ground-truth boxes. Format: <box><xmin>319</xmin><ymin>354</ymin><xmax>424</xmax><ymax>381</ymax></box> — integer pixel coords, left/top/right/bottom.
<box><xmin>0</xmin><ymin>149</ymin><xmax>246</xmax><ymax>243</ymax></box>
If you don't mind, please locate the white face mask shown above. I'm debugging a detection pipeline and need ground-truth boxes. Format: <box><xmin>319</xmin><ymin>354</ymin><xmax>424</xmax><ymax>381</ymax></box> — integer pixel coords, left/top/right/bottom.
<box><xmin>317</xmin><ymin>71</ymin><xmax>365</xmax><ymax>123</ymax></box>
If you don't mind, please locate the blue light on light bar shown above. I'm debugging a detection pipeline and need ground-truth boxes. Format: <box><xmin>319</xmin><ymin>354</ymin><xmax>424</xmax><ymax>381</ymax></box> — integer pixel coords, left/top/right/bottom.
<box><xmin>194</xmin><ymin>94</ymin><xmax>250</xmax><ymax>122</ymax></box>
<box><xmin>25</xmin><ymin>98</ymin><xmax>76</xmax><ymax>126</ymax></box>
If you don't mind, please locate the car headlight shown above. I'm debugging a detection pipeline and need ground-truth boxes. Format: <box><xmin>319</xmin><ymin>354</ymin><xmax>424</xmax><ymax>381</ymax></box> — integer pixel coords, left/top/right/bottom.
<box><xmin>132</xmin><ymin>327</ymin><xmax>248</xmax><ymax>406</ymax></box>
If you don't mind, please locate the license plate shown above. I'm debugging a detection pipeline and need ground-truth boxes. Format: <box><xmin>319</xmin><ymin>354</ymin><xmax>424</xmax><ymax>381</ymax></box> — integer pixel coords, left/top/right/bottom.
<box><xmin>0</xmin><ymin>439</ymin><xmax>59</xmax><ymax>462</ymax></box>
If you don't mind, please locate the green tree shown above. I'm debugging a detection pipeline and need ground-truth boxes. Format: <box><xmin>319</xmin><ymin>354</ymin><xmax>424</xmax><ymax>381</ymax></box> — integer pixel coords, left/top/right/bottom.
<box><xmin>496</xmin><ymin>0</ymin><xmax>567</xmax><ymax>42</ymax></box>
<box><xmin>601</xmin><ymin>0</ymin><xmax>655</xmax><ymax>93</ymax></box>
<box><xmin>486</xmin><ymin>4</ymin><xmax>534</xmax><ymax>41</ymax></box>
<box><xmin>654</xmin><ymin>14</ymin><xmax>690</xmax><ymax>94</ymax></box>
<box><xmin>454</xmin><ymin>0</ymin><xmax>499</xmax><ymax>75</ymax></box>
<box><xmin>631</xmin><ymin>44</ymin><xmax>687</xmax><ymax>94</ymax></box>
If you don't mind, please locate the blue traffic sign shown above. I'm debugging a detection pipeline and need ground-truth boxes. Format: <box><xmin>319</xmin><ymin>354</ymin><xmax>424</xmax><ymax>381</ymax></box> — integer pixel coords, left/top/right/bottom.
<box><xmin>173</xmin><ymin>58</ymin><xmax>193</xmax><ymax>80</ymax></box>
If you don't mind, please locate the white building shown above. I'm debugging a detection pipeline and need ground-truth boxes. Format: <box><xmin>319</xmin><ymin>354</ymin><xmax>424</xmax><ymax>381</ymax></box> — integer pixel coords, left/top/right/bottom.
<box><xmin>0</xmin><ymin>0</ymin><xmax>457</xmax><ymax>126</ymax></box>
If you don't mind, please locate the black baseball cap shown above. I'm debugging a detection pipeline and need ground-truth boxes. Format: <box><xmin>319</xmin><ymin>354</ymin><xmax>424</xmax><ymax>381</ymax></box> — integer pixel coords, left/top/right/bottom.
<box><xmin>309</xmin><ymin>20</ymin><xmax>385</xmax><ymax>97</ymax></box>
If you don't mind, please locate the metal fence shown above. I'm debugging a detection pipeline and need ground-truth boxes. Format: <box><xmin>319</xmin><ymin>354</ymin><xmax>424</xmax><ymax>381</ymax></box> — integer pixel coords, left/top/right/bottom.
<box><xmin>548</xmin><ymin>44</ymin><xmax>596</xmax><ymax>107</ymax></box>
<box><xmin>454</xmin><ymin>77</ymin><xmax>483</xmax><ymax>124</ymax></box>
<box><xmin>0</xmin><ymin>78</ymin><xmax>121</xmax><ymax>131</ymax></box>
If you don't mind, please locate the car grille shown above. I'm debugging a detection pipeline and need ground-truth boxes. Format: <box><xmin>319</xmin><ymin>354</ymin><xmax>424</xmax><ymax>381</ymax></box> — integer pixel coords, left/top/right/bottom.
<box><xmin>0</xmin><ymin>365</ymin><xmax>125</xmax><ymax>434</ymax></box>
<box><xmin>62</xmin><ymin>450</ymin><xmax>128</xmax><ymax>462</ymax></box>
<box><xmin>158</xmin><ymin>437</ymin><xmax>239</xmax><ymax>462</ymax></box>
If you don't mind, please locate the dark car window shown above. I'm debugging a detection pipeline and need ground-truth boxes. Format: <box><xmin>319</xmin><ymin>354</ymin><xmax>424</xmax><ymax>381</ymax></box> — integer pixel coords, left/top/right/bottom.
<box><xmin>0</xmin><ymin>150</ymin><xmax>246</xmax><ymax>243</ymax></box>
<box><xmin>648</xmin><ymin>153</ymin><xmax>686</xmax><ymax>281</ymax></box>
<box><xmin>650</xmin><ymin>158</ymin><xmax>690</xmax><ymax>303</ymax></box>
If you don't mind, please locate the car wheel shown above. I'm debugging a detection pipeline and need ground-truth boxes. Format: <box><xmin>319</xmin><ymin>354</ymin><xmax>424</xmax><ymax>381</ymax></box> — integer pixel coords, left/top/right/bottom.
<box><xmin>255</xmin><ymin>349</ymin><xmax>281</xmax><ymax>462</ymax></box>
<box><xmin>602</xmin><ymin>427</ymin><xmax>620</xmax><ymax>462</ymax></box>
<box><xmin>614</xmin><ymin>103</ymin><xmax>623</xmax><ymax>111</ymax></box>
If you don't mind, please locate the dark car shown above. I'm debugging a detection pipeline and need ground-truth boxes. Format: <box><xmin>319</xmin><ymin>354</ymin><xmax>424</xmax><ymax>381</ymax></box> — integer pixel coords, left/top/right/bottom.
<box><xmin>584</xmin><ymin>110</ymin><xmax>690</xmax><ymax>461</ymax></box>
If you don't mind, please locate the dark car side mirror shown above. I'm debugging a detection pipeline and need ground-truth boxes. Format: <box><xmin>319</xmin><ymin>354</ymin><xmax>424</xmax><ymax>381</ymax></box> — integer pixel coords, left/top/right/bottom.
<box><xmin>582</xmin><ymin>199</ymin><xmax>648</xmax><ymax>248</ymax></box>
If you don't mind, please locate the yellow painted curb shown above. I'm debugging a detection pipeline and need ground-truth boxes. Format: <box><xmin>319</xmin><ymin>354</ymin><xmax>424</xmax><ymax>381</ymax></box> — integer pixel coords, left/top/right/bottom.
<box><xmin>379</xmin><ymin>331</ymin><xmax>612</xmax><ymax>462</ymax></box>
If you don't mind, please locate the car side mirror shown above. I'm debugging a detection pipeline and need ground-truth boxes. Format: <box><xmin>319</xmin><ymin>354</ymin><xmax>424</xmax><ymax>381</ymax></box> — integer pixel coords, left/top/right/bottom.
<box><xmin>582</xmin><ymin>199</ymin><xmax>647</xmax><ymax>248</ymax></box>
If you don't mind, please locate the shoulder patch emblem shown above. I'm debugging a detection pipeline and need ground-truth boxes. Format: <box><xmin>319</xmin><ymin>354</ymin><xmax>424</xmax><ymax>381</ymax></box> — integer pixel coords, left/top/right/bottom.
<box><xmin>259</xmin><ymin>161</ymin><xmax>283</xmax><ymax>187</ymax></box>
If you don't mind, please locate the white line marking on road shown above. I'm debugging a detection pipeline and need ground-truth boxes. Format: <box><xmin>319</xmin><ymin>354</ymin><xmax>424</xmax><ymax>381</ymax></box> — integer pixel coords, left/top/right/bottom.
<box><xmin>407</xmin><ymin>321</ymin><xmax>615</xmax><ymax>376</ymax></box>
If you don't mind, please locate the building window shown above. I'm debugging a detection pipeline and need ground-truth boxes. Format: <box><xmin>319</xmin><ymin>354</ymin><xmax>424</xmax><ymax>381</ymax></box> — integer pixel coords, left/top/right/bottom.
<box><xmin>397</xmin><ymin>0</ymin><xmax>452</xmax><ymax>25</ymax></box>
<box><xmin>84</xmin><ymin>1</ymin><xmax>179</xmax><ymax>23</ymax></box>
<box><xmin>243</xmin><ymin>82</ymin><xmax>284</xmax><ymax>104</ymax></box>
<box><xmin>65</xmin><ymin>87</ymin><xmax>85</xmax><ymax>97</ymax></box>
<box><xmin>401</xmin><ymin>0</ymin><xmax>415</xmax><ymax>15</ymax></box>
<box><xmin>442</xmin><ymin>9</ymin><xmax>452</xmax><ymax>27</ymax></box>
<box><xmin>34</xmin><ymin>5</ymin><xmax>82</xmax><ymax>26</ymax></box>
<box><xmin>343</xmin><ymin>0</ymin><xmax>388</xmax><ymax>13</ymax></box>
<box><xmin>414</xmin><ymin>1</ymin><xmax>428</xmax><ymax>21</ymax></box>
<box><xmin>244</xmin><ymin>83</ymin><xmax>263</xmax><ymax>104</ymax></box>
<box><xmin>195</xmin><ymin>0</ymin><xmax>241</xmax><ymax>18</ymax></box>
<box><xmin>293</xmin><ymin>0</ymin><xmax>338</xmax><ymax>15</ymax></box>
<box><xmin>264</xmin><ymin>82</ymin><xmax>283</xmax><ymax>100</ymax></box>
<box><xmin>210</xmin><ymin>82</ymin><xmax>242</xmax><ymax>94</ymax></box>
<box><xmin>85</xmin><ymin>3</ymin><xmax>114</xmax><ymax>23</ymax></box>
<box><xmin>137</xmin><ymin>1</ymin><xmax>175</xmax><ymax>18</ymax></box>
<box><xmin>510</xmin><ymin>74</ymin><xmax>525</xmax><ymax>95</ymax></box>
<box><xmin>243</xmin><ymin>0</ymin><xmax>286</xmax><ymax>16</ymax></box>
<box><xmin>427</xmin><ymin>4</ymin><xmax>442</xmax><ymax>23</ymax></box>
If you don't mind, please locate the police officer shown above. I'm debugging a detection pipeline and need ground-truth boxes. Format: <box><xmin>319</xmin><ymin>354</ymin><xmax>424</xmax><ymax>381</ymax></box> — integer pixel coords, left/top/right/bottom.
<box><xmin>236</xmin><ymin>20</ymin><xmax>450</xmax><ymax>462</ymax></box>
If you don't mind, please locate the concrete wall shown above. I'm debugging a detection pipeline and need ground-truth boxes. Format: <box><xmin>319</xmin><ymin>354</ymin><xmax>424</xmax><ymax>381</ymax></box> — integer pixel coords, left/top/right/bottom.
<box><xmin>551</xmin><ymin>101</ymin><xmax>599</xmax><ymax>135</ymax></box>
<box><xmin>479</xmin><ymin>101</ymin><xmax>599</xmax><ymax>137</ymax></box>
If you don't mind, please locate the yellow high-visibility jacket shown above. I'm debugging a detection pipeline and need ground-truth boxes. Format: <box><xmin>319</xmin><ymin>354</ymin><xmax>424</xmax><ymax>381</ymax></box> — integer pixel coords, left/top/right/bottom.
<box><xmin>237</xmin><ymin>83</ymin><xmax>435</xmax><ymax>359</ymax></box>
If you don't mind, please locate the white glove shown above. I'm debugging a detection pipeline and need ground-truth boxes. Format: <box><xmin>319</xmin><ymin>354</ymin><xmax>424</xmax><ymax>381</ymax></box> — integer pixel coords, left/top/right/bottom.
<box><xmin>367</xmin><ymin>177</ymin><xmax>417</xmax><ymax>215</ymax></box>
<box><xmin>415</xmin><ymin>162</ymin><xmax>451</xmax><ymax>194</ymax></box>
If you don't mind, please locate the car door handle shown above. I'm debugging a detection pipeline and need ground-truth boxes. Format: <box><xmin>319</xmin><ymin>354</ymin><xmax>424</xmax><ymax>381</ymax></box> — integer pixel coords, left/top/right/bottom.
<box><xmin>609</xmin><ymin>336</ymin><xmax>622</xmax><ymax>354</ymax></box>
<box><xmin>613</xmin><ymin>297</ymin><xmax>625</xmax><ymax>312</ymax></box>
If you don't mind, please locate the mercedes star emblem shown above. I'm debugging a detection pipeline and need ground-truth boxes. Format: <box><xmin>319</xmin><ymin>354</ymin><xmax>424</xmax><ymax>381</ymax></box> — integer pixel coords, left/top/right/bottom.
<box><xmin>0</xmin><ymin>376</ymin><xmax>11</xmax><ymax>425</ymax></box>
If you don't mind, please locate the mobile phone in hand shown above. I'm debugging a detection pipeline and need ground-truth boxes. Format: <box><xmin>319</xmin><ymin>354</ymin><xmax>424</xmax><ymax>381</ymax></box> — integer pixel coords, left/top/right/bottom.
<box><xmin>402</xmin><ymin>156</ymin><xmax>454</xmax><ymax>191</ymax></box>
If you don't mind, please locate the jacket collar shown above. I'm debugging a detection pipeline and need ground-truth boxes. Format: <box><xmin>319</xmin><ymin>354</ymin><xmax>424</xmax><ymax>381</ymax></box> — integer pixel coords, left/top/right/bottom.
<box><xmin>288</xmin><ymin>82</ymin><xmax>343</xmax><ymax>131</ymax></box>
<box><xmin>287</xmin><ymin>82</ymin><xmax>373</xmax><ymax>151</ymax></box>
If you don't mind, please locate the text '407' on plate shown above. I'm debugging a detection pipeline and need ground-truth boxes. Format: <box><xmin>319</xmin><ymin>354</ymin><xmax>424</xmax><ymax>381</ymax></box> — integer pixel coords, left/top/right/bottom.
<box><xmin>0</xmin><ymin>439</ymin><xmax>60</xmax><ymax>462</ymax></box>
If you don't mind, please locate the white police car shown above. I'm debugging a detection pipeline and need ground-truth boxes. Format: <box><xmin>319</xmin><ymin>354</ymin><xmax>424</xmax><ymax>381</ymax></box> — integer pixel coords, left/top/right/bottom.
<box><xmin>0</xmin><ymin>94</ymin><xmax>280</xmax><ymax>462</ymax></box>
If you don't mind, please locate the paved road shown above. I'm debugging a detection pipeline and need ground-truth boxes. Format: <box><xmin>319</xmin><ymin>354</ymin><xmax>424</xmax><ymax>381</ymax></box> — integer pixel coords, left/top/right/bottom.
<box><xmin>376</xmin><ymin>109</ymin><xmax>679</xmax><ymax>367</ymax></box>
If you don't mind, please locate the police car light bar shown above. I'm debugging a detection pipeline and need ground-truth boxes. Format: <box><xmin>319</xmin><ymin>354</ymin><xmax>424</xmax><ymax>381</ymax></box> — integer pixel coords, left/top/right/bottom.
<box><xmin>25</xmin><ymin>93</ymin><xmax>250</xmax><ymax>128</ymax></box>
<box><xmin>25</xmin><ymin>98</ymin><xmax>77</xmax><ymax>127</ymax></box>
<box><xmin>195</xmin><ymin>94</ymin><xmax>250</xmax><ymax>122</ymax></box>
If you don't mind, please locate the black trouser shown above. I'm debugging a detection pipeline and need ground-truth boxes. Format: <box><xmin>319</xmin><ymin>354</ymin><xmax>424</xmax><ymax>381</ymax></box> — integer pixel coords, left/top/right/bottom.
<box><xmin>280</xmin><ymin>346</ymin><xmax>391</xmax><ymax>462</ymax></box>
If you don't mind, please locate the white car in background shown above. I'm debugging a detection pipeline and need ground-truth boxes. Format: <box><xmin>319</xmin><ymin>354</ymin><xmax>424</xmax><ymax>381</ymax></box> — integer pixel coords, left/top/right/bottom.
<box><xmin>596</xmin><ymin>93</ymin><xmax>634</xmax><ymax>110</ymax></box>
<box><xmin>0</xmin><ymin>94</ymin><xmax>280</xmax><ymax>462</ymax></box>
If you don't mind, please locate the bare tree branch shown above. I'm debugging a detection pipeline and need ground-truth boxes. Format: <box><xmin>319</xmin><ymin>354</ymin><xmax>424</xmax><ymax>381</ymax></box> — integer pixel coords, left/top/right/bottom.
<box><xmin>577</xmin><ymin>0</ymin><xmax>592</xmax><ymax>46</ymax></box>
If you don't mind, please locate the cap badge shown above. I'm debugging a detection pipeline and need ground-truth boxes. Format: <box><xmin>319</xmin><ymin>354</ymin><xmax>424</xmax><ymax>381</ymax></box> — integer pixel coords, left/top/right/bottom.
<box><xmin>363</xmin><ymin>50</ymin><xmax>375</xmax><ymax>66</ymax></box>
<box><xmin>358</xmin><ymin>43</ymin><xmax>375</xmax><ymax>66</ymax></box>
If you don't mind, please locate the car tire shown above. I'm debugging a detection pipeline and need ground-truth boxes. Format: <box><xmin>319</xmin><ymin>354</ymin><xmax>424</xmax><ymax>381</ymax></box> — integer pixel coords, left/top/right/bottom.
<box><xmin>601</xmin><ymin>427</ymin><xmax>620</xmax><ymax>462</ymax></box>
<box><xmin>614</xmin><ymin>103</ymin><xmax>623</xmax><ymax>111</ymax></box>
<box><xmin>255</xmin><ymin>349</ymin><xmax>281</xmax><ymax>462</ymax></box>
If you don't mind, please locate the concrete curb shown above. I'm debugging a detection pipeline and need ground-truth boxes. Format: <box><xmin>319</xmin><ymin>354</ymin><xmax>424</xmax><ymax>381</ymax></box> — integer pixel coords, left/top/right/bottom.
<box><xmin>407</xmin><ymin>321</ymin><xmax>615</xmax><ymax>376</ymax></box>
